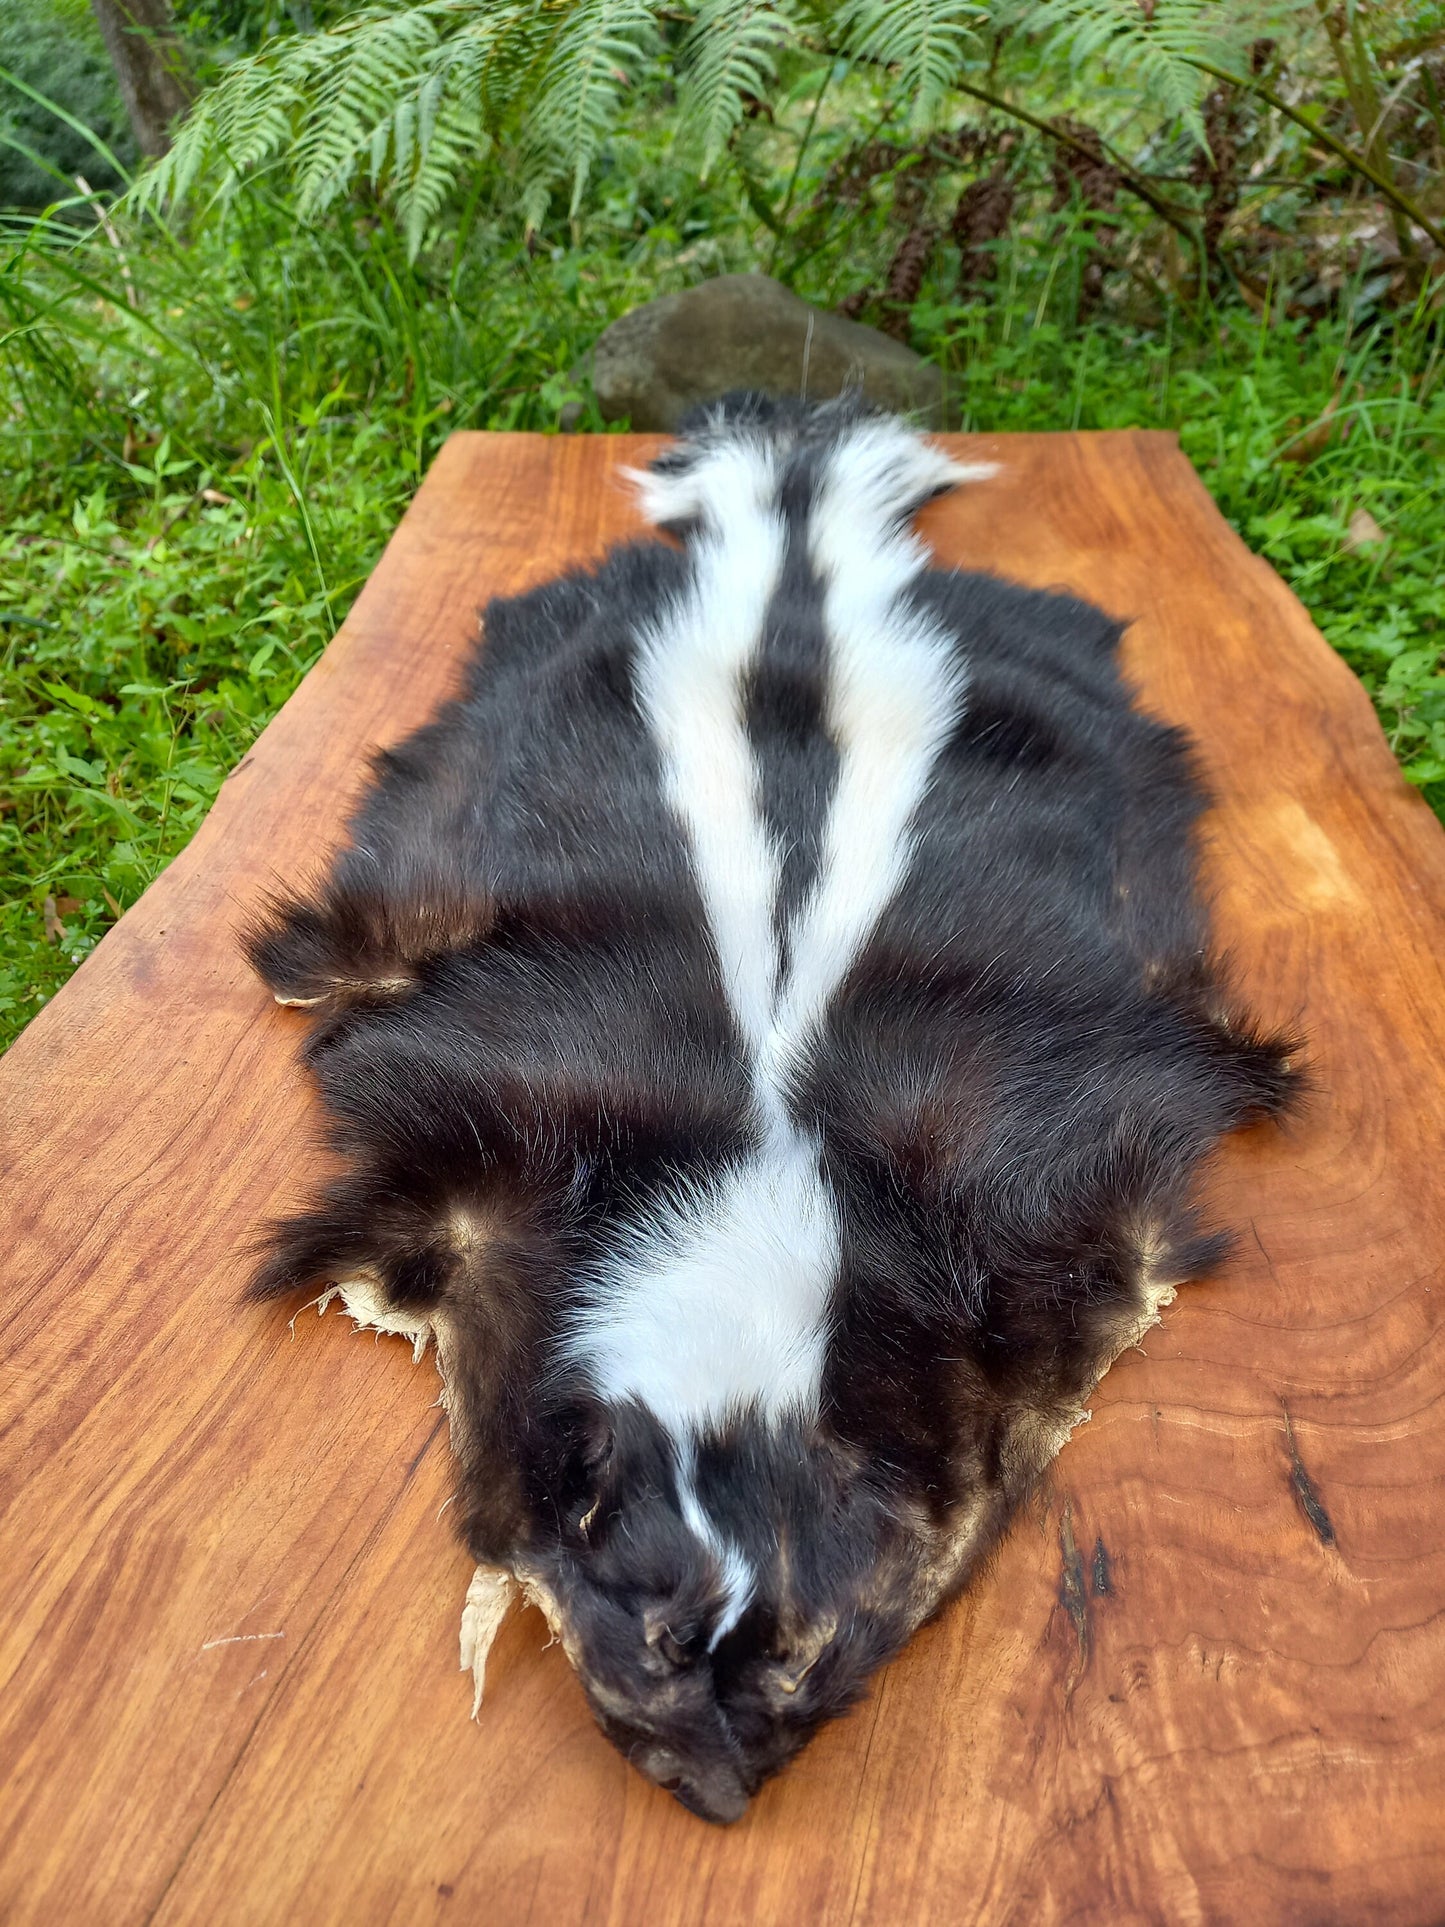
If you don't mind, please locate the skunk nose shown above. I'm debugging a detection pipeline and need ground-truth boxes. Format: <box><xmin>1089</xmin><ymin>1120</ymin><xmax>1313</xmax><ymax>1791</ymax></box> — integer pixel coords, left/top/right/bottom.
<box><xmin>670</xmin><ymin>1770</ymin><xmax>750</xmax><ymax>1826</ymax></box>
<box><xmin>645</xmin><ymin>1751</ymin><xmax>751</xmax><ymax>1825</ymax></box>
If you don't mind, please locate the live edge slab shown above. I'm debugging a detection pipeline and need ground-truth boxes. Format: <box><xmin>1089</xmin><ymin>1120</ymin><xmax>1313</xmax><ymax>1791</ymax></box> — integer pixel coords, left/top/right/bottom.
<box><xmin>3</xmin><ymin>431</ymin><xmax>1444</xmax><ymax>1927</ymax></box>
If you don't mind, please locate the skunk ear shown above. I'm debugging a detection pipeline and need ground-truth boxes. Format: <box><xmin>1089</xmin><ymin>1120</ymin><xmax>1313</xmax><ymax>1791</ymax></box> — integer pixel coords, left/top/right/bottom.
<box><xmin>245</xmin><ymin>876</ymin><xmax>495</xmax><ymax>1013</ymax></box>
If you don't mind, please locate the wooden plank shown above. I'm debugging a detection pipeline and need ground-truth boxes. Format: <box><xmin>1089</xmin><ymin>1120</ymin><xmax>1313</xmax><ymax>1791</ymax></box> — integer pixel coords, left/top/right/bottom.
<box><xmin>2</xmin><ymin>430</ymin><xmax>1443</xmax><ymax>1926</ymax></box>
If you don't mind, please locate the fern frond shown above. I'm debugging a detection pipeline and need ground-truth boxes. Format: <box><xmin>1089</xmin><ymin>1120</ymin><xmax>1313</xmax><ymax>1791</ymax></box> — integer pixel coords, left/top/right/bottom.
<box><xmin>1003</xmin><ymin>0</ymin><xmax>1280</xmax><ymax>142</ymax></box>
<box><xmin>127</xmin><ymin>0</ymin><xmax>1309</xmax><ymax>241</ymax></box>
<box><xmin>456</xmin><ymin>6</ymin><xmax>559</xmax><ymax>139</ymax></box>
<box><xmin>833</xmin><ymin>0</ymin><xmax>986</xmax><ymax>127</ymax></box>
<box><xmin>134</xmin><ymin>0</ymin><xmax>552</xmax><ymax>255</ymax></box>
<box><xmin>133</xmin><ymin>43</ymin><xmax>317</xmax><ymax>212</ymax></box>
<box><xmin>291</xmin><ymin>7</ymin><xmax>446</xmax><ymax>218</ymax></box>
<box><xmin>397</xmin><ymin>86</ymin><xmax>487</xmax><ymax>255</ymax></box>
<box><xmin>678</xmin><ymin>0</ymin><xmax>798</xmax><ymax>177</ymax></box>
<box><xmin>525</xmin><ymin>0</ymin><xmax>660</xmax><ymax>215</ymax></box>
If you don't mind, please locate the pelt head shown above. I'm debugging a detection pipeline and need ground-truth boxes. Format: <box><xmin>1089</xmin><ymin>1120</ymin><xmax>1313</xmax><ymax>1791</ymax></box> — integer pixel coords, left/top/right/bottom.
<box><xmin>497</xmin><ymin>1405</ymin><xmax>1001</xmax><ymax>1824</ymax></box>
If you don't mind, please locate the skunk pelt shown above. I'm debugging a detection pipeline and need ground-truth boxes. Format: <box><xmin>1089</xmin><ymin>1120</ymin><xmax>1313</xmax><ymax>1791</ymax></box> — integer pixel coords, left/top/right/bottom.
<box><xmin>246</xmin><ymin>394</ymin><xmax>1299</xmax><ymax>1824</ymax></box>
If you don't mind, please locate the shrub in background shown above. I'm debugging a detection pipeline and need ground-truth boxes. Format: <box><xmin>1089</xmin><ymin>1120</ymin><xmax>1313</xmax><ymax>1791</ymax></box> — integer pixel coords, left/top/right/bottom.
<box><xmin>0</xmin><ymin>0</ymin><xmax>136</xmax><ymax>205</ymax></box>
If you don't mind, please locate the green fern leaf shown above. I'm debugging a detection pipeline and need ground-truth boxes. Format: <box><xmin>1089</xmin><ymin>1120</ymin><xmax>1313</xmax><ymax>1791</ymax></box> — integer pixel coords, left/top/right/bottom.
<box><xmin>833</xmin><ymin>0</ymin><xmax>986</xmax><ymax>127</ymax></box>
<box><xmin>1004</xmin><ymin>0</ymin><xmax>1284</xmax><ymax>142</ymax></box>
<box><xmin>678</xmin><ymin>0</ymin><xmax>798</xmax><ymax>177</ymax></box>
<box><xmin>525</xmin><ymin>0</ymin><xmax>660</xmax><ymax>215</ymax></box>
<box><xmin>292</xmin><ymin>8</ymin><xmax>443</xmax><ymax>217</ymax></box>
<box><xmin>398</xmin><ymin>88</ymin><xmax>486</xmax><ymax>254</ymax></box>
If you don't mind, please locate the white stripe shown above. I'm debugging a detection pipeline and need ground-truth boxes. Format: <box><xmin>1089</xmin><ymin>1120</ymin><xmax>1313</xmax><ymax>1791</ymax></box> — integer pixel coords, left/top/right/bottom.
<box><xmin>569</xmin><ymin>418</ymin><xmax>985</xmax><ymax>1608</ymax></box>
<box><xmin>631</xmin><ymin>441</ymin><xmax>785</xmax><ymax>1057</ymax></box>
<box><xmin>675</xmin><ymin>1438</ymin><xmax>756</xmax><ymax>1645</ymax></box>
<box><xmin>567</xmin><ymin>1130</ymin><xmax>839</xmax><ymax>1435</ymax></box>
<box><xmin>765</xmin><ymin>424</ymin><xmax>970</xmax><ymax>1088</ymax></box>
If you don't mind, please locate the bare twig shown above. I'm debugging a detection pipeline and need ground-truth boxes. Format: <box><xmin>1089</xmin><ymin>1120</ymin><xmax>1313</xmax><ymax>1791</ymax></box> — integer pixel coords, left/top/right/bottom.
<box><xmin>74</xmin><ymin>175</ymin><xmax>138</xmax><ymax>308</ymax></box>
<box><xmin>1189</xmin><ymin>59</ymin><xmax>1445</xmax><ymax>253</ymax></box>
<box><xmin>946</xmin><ymin>77</ymin><xmax>1203</xmax><ymax>251</ymax></box>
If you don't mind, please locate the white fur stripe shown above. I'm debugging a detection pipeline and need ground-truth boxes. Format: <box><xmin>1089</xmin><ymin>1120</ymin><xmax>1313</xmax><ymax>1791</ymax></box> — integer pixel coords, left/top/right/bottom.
<box><xmin>675</xmin><ymin>1439</ymin><xmax>758</xmax><ymax>1644</ymax></box>
<box><xmin>567</xmin><ymin>1131</ymin><xmax>839</xmax><ymax>1435</ymax></box>
<box><xmin>766</xmin><ymin>431</ymin><xmax>970</xmax><ymax>1084</ymax></box>
<box><xmin>572</xmin><ymin>418</ymin><xmax>980</xmax><ymax>1460</ymax></box>
<box><xmin>632</xmin><ymin>442</ymin><xmax>786</xmax><ymax>1057</ymax></box>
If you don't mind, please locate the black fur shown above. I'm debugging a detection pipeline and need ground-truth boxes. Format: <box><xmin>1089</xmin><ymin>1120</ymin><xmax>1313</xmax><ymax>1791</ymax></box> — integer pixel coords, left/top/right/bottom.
<box><xmin>246</xmin><ymin>394</ymin><xmax>1299</xmax><ymax>1822</ymax></box>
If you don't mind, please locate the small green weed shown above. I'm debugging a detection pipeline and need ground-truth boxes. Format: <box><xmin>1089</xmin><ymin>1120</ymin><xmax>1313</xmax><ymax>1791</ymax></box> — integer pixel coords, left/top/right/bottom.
<box><xmin>911</xmin><ymin>285</ymin><xmax>1445</xmax><ymax>800</ymax></box>
<box><xmin>0</xmin><ymin>194</ymin><xmax>654</xmax><ymax>1041</ymax></box>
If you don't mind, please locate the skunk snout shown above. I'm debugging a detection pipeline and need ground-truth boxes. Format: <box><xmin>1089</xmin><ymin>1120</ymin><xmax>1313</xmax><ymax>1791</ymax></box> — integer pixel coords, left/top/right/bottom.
<box><xmin>585</xmin><ymin>1680</ymin><xmax>756</xmax><ymax>1825</ymax></box>
<box><xmin>644</xmin><ymin>1750</ymin><xmax>751</xmax><ymax>1826</ymax></box>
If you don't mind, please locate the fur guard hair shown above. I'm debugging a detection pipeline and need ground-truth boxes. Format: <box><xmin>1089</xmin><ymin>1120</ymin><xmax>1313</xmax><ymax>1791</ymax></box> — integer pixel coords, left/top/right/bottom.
<box><xmin>246</xmin><ymin>393</ymin><xmax>1300</xmax><ymax>1824</ymax></box>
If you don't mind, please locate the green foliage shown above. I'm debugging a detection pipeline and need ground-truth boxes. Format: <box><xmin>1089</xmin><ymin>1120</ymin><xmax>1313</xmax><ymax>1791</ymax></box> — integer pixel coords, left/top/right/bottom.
<box><xmin>132</xmin><ymin>0</ymin><xmax>1305</xmax><ymax>251</ymax></box>
<box><xmin>834</xmin><ymin>0</ymin><xmax>988</xmax><ymax>126</ymax></box>
<box><xmin>175</xmin><ymin>0</ymin><xmax>358</xmax><ymax>63</ymax></box>
<box><xmin>1008</xmin><ymin>0</ymin><xmax>1254</xmax><ymax>139</ymax></box>
<box><xmin>285</xmin><ymin>2</ymin><xmax>496</xmax><ymax>248</ymax></box>
<box><xmin>528</xmin><ymin>0</ymin><xmax>661</xmax><ymax>217</ymax></box>
<box><xmin>679</xmin><ymin>0</ymin><xmax>799</xmax><ymax>177</ymax></box>
<box><xmin>134</xmin><ymin>0</ymin><xmax>650</xmax><ymax>244</ymax></box>
<box><xmin>0</xmin><ymin>0</ymin><xmax>136</xmax><ymax>206</ymax></box>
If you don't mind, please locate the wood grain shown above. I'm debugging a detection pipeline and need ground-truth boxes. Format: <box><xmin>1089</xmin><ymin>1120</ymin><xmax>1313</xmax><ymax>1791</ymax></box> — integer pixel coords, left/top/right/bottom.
<box><xmin>3</xmin><ymin>431</ymin><xmax>1443</xmax><ymax>1926</ymax></box>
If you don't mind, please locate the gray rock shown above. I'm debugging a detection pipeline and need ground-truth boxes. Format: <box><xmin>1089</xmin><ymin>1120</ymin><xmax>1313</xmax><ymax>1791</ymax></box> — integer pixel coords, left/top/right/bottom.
<box><xmin>589</xmin><ymin>274</ymin><xmax>945</xmax><ymax>431</ymax></box>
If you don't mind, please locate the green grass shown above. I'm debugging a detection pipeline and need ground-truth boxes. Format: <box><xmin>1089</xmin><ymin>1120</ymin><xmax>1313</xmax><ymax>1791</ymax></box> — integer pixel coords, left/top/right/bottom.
<box><xmin>914</xmin><ymin>283</ymin><xmax>1445</xmax><ymax>797</ymax></box>
<box><xmin>2</xmin><ymin>161</ymin><xmax>1443</xmax><ymax>1048</ymax></box>
<box><xmin>0</xmin><ymin>186</ymin><xmax>679</xmax><ymax>1039</ymax></box>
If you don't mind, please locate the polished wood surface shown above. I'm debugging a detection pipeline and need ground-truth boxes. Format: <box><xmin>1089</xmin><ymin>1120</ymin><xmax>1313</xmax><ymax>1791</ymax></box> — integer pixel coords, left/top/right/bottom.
<box><xmin>3</xmin><ymin>431</ymin><xmax>1444</xmax><ymax>1925</ymax></box>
